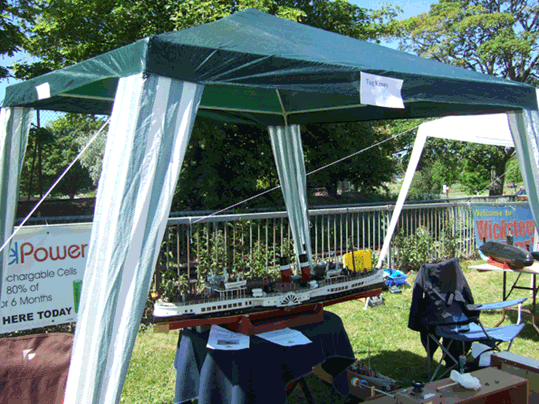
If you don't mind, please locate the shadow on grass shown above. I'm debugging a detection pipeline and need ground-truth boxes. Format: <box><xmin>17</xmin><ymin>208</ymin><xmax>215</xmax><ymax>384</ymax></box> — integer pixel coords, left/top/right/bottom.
<box><xmin>355</xmin><ymin>349</ymin><xmax>433</xmax><ymax>386</ymax></box>
<box><xmin>289</xmin><ymin>349</ymin><xmax>441</xmax><ymax>404</ymax></box>
<box><xmin>485</xmin><ymin>307</ymin><xmax>539</xmax><ymax>342</ymax></box>
<box><xmin>183</xmin><ymin>351</ymin><xmax>446</xmax><ymax>404</ymax></box>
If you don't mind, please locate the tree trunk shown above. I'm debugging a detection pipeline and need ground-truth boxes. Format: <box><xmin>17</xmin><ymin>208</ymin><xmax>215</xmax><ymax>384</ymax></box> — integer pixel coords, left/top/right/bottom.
<box><xmin>38</xmin><ymin>139</ymin><xmax>43</xmax><ymax>198</ymax></box>
<box><xmin>489</xmin><ymin>165</ymin><xmax>504</xmax><ymax>196</ymax></box>
<box><xmin>27</xmin><ymin>138</ymin><xmax>38</xmax><ymax>201</ymax></box>
<box><xmin>37</xmin><ymin>111</ymin><xmax>43</xmax><ymax>198</ymax></box>
<box><xmin>489</xmin><ymin>148</ymin><xmax>514</xmax><ymax>196</ymax></box>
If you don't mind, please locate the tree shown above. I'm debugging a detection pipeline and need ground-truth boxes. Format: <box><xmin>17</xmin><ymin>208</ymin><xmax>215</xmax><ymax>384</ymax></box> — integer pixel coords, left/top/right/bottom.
<box><xmin>173</xmin><ymin>119</ymin><xmax>399</xmax><ymax>210</ymax></box>
<box><xmin>0</xmin><ymin>0</ymin><xmax>36</xmax><ymax>78</ymax></box>
<box><xmin>409</xmin><ymin>166</ymin><xmax>436</xmax><ymax>196</ymax></box>
<box><xmin>460</xmin><ymin>159</ymin><xmax>490</xmax><ymax>194</ymax></box>
<box><xmin>173</xmin><ymin>119</ymin><xmax>279</xmax><ymax>211</ymax></box>
<box><xmin>55</xmin><ymin>114</ymin><xmax>109</xmax><ymax>186</ymax></box>
<box><xmin>13</xmin><ymin>0</ymin><xmax>176</xmax><ymax>79</ymax></box>
<box><xmin>458</xmin><ymin>142</ymin><xmax>515</xmax><ymax>195</ymax></box>
<box><xmin>412</xmin><ymin>138</ymin><xmax>462</xmax><ymax>194</ymax></box>
<box><xmin>394</xmin><ymin>0</ymin><xmax>539</xmax><ymax>195</ymax></box>
<box><xmin>14</xmin><ymin>0</ymin><xmax>400</xmax><ymax>79</ymax></box>
<box><xmin>19</xmin><ymin>115</ymin><xmax>94</xmax><ymax>199</ymax></box>
<box><xmin>20</xmin><ymin>125</ymin><xmax>55</xmax><ymax>199</ymax></box>
<box><xmin>505</xmin><ymin>156</ymin><xmax>523</xmax><ymax>185</ymax></box>
<box><xmin>302</xmin><ymin>122</ymin><xmax>397</xmax><ymax>198</ymax></box>
<box><xmin>15</xmin><ymin>0</ymin><xmax>402</xmax><ymax>209</ymax></box>
<box><xmin>396</xmin><ymin>0</ymin><xmax>538</xmax><ymax>84</ymax></box>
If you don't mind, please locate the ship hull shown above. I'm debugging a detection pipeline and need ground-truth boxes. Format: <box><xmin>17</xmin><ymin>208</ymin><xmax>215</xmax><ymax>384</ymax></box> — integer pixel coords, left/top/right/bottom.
<box><xmin>154</xmin><ymin>287</ymin><xmax>382</xmax><ymax>331</ymax></box>
<box><xmin>479</xmin><ymin>241</ymin><xmax>534</xmax><ymax>268</ymax></box>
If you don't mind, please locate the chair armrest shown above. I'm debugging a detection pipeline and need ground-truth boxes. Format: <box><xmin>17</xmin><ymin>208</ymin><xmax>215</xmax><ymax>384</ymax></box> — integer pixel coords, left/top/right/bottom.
<box><xmin>467</xmin><ymin>298</ymin><xmax>527</xmax><ymax>311</ymax></box>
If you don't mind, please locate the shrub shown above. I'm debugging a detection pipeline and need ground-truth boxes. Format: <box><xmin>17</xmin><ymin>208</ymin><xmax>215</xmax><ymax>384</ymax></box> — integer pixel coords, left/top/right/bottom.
<box><xmin>394</xmin><ymin>226</ymin><xmax>436</xmax><ymax>273</ymax></box>
<box><xmin>157</xmin><ymin>224</ymin><xmax>295</xmax><ymax>301</ymax></box>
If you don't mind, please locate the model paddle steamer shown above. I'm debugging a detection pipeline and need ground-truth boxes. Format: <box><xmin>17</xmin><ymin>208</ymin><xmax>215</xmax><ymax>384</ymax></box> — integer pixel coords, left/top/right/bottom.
<box><xmin>153</xmin><ymin>254</ymin><xmax>384</xmax><ymax>322</ymax></box>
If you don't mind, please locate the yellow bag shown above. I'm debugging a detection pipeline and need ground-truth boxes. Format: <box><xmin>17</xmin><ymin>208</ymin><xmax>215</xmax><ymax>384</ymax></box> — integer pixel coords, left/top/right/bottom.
<box><xmin>344</xmin><ymin>250</ymin><xmax>372</xmax><ymax>272</ymax></box>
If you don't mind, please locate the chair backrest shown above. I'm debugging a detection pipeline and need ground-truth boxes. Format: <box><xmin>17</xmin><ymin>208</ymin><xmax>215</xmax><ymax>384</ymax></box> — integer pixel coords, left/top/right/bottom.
<box><xmin>0</xmin><ymin>333</ymin><xmax>73</xmax><ymax>404</ymax></box>
<box><xmin>409</xmin><ymin>258</ymin><xmax>478</xmax><ymax>330</ymax></box>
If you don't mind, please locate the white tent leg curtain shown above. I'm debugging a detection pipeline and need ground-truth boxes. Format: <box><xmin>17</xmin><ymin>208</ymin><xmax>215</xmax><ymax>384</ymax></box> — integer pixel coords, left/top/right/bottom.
<box><xmin>64</xmin><ymin>74</ymin><xmax>204</xmax><ymax>404</ymax></box>
<box><xmin>508</xmin><ymin>106</ymin><xmax>539</xmax><ymax>233</ymax></box>
<box><xmin>0</xmin><ymin>107</ymin><xmax>33</xmax><ymax>297</ymax></box>
<box><xmin>268</xmin><ymin>125</ymin><xmax>313</xmax><ymax>266</ymax></box>
<box><xmin>376</xmin><ymin>131</ymin><xmax>428</xmax><ymax>268</ymax></box>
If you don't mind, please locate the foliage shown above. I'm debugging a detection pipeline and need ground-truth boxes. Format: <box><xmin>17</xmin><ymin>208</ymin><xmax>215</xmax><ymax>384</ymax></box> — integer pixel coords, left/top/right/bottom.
<box><xmin>394</xmin><ymin>226</ymin><xmax>436</xmax><ymax>273</ymax></box>
<box><xmin>431</xmin><ymin>153</ymin><xmax>459</xmax><ymax>188</ymax></box>
<box><xmin>409</xmin><ymin>163</ymin><xmax>436</xmax><ymax>195</ymax></box>
<box><xmin>173</xmin><ymin>118</ymin><xmax>400</xmax><ymax>211</ymax></box>
<box><xmin>13</xmin><ymin>0</ymin><xmax>176</xmax><ymax>79</ymax></box>
<box><xmin>19</xmin><ymin>125</ymin><xmax>53</xmax><ymax>199</ymax></box>
<box><xmin>459</xmin><ymin>161</ymin><xmax>490</xmax><ymax>195</ymax></box>
<box><xmin>382</xmin><ymin>118</ymin><xmax>427</xmax><ymax>171</ymax></box>
<box><xmin>173</xmin><ymin>119</ymin><xmax>279</xmax><ymax>211</ymax></box>
<box><xmin>505</xmin><ymin>156</ymin><xmax>523</xmax><ymax>184</ymax></box>
<box><xmin>195</xmin><ymin>224</ymin><xmax>294</xmax><ymax>278</ymax></box>
<box><xmin>440</xmin><ymin>223</ymin><xmax>458</xmax><ymax>259</ymax></box>
<box><xmin>458</xmin><ymin>143</ymin><xmax>514</xmax><ymax>195</ymax></box>
<box><xmin>159</xmin><ymin>270</ymin><xmax>190</xmax><ymax>303</ymax></box>
<box><xmin>408</xmin><ymin>137</ymin><xmax>516</xmax><ymax>197</ymax></box>
<box><xmin>19</xmin><ymin>118</ymin><xmax>94</xmax><ymax>199</ymax></box>
<box><xmin>410</xmin><ymin>154</ymin><xmax>460</xmax><ymax>196</ymax></box>
<box><xmin>65</xmin><ymin>114</ymin><xmax>109</xmax><ymax>186</ymax></box>
<box><xmin>0</xmin><ymin>0</ymin><xmax>36</xmax><ymax>78</ymax></box>
<box><xmin>394</xmin><ymin>218</ymin><xmax>461</xmax><ymax>272</ymax></box>
<box><xmin>195</xmin><ymin>227</ymin><xmax>231</xmax><ymax>285</ymax></box>
<box><xmin>158</xmin><ymin>222</ymin><xmax>295</xmax><ymax>301</ymax></box>
<box><xmin>395</xmin><ymin>0</ymin><xmax>539</xmax><ymax>85</ymax></box>
<box><xmin>393</xmin><ymin>0</ymin><xmax>537</xmax><ymax>195</ymax></box>
<box><xmin>10</xmin><ymin>1</ymin><xmax>404</xmax><ymax>210</ymax></box>
<box><xmin>302</xmin><ymin>121</ymin><xmax>398</xmax><ymax>198</ymax></box>
<box><xmin>406</xmin><ymin>192</ymin><xmax>440</xmax><ymax>201</ymax></box>
<box><xmin>14</xmin><ymin>0</ymin><xmax>401</xmax><ymax>79</ymax></box>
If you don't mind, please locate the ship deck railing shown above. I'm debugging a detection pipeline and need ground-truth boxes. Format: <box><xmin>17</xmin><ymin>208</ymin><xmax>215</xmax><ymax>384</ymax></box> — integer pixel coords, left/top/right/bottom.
<box><xmin>173</xmin><ymin>273</ymin><xmax>376</xmax><ymax>307</ymax></box>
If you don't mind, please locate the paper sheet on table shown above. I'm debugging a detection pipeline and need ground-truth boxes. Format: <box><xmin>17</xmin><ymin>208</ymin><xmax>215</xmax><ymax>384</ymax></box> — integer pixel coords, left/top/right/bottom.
<box><xmin>256</xmin><ymin>328</ymin><xmax>312</xmax><ymax>347</ymax></box>
<box><xmin>207</xmin><ymin>325</ymin><xmax>250</xmax><ymax>350</ymax></box>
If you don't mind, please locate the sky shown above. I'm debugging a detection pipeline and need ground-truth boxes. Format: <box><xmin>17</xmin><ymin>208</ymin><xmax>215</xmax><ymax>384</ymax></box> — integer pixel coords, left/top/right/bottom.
<box><xmin>350</xmin><ymin>0</ymin><xmax>433</xmax><ymax>19</ymax></box>
<box><xmin>0</xmin><ymin>0</ymin><xmax>433</xmax><ymax>103</ymax></box>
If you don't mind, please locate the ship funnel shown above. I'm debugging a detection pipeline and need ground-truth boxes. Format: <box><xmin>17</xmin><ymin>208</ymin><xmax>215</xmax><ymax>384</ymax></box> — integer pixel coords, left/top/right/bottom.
<box><xmin>279</xmin><ymin>256</ymin><xmax>292</xmax><ymax>283</ymax></box>
<box><xmin>299</xmin><ymin>253</ymin><xmax>310</xmax><ymax>283</ymax></box>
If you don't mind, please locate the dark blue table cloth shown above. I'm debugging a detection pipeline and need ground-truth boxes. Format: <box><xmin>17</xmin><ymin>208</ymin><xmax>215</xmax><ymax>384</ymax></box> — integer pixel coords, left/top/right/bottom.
<box><xmin>174</xmin><ymin>311</ymin><xmax>355</xmax><ymax>404</ymax></box>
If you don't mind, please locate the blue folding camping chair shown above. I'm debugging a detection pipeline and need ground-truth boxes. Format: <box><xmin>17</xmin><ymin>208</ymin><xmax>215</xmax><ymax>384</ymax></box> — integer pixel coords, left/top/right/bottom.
<box><xmin>408</xmin><ymin>258</ymin><xmax>526</xmax><ymax>381</ymax></box>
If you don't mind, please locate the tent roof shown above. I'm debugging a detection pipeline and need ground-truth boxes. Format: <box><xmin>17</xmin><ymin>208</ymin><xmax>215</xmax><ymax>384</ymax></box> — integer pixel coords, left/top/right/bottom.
<box><xmin>3</xmin><ymin>8</ymin><xmax>538</xmax><ymax>125</ymax></box>
<box><xmin>417</xmin><ymin>113</ymin><xmax>515</xmax><ymax>147</ymax></box>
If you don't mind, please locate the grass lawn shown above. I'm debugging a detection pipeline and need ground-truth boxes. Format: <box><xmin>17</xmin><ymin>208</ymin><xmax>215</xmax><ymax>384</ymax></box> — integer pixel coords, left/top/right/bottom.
<box><xmin>121</xmin><ymin>259</ymin><xmax>539</xmax><ymax>403</ymax></box>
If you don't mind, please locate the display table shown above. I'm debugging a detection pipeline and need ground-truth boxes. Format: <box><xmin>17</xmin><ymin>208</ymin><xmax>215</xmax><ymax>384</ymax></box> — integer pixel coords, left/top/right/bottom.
<box><xmin>173</xmin><ymin>311</ymin><xmax>355</xmax><ymax>404</ymax></box>
<box><xmin>470</xmin><ymin>262</ymin><xmax>538</xmax><ymax>333</ymax></box>
<box><xmin>365</xmin><ymin>367</ymin><xmax>528</xmax><ymax>404</ymax></box>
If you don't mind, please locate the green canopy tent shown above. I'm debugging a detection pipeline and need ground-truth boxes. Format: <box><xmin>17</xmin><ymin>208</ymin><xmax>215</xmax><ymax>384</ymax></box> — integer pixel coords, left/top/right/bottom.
<box><xmin>1</xmin><ymin>8</ymin><xmax>538</xmax><ymax>404</ymax></box>
<box><xmin>3</xmin><ymin>8</ymin><xmax>537</xmax><ymax>122</ymax></box>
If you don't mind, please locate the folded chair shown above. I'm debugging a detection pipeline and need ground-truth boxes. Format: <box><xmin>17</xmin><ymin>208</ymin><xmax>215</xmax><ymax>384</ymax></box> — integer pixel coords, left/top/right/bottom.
<box><xmin>408</xmin><ymin>258</ymin><xmax>526</xmax><ymax>381</ymax></box>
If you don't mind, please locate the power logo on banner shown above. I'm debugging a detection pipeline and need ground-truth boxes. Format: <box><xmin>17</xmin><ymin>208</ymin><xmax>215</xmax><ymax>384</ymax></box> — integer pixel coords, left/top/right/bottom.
<box><xmin>472</xmin><ymin>205</ymin><xmax>535</xmax><ymax>251</ymax></box>
<box><xmin>1</xmin><ymin>223</ymin><xmax>92</xmax><ymax>334</ymax></box>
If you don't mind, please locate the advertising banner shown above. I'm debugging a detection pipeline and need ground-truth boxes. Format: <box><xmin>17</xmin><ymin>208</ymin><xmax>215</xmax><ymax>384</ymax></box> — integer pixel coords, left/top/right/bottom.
<box><xmin>472</xmin><ymin>205</ymin><xmax>535</xmax><ymax>251</ymax></box>
<box><xmin>1</xmin><ymin>223</ymin><xmax>92</xmax><ymax>334</ymax></box>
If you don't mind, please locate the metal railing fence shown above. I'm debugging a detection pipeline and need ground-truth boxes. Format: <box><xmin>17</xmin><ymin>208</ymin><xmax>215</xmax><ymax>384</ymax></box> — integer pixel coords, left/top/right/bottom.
<box><xmin>15</xmin><ymin>195</ymin><xmax>520</xmax><ymax>289</ymax></box>
<box><xmin>155</xmin><ymin>197</ymin><xmax>518</xmax><ymax>289</ymax></box>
